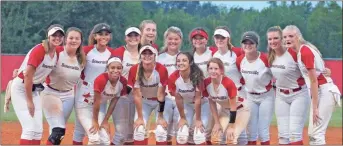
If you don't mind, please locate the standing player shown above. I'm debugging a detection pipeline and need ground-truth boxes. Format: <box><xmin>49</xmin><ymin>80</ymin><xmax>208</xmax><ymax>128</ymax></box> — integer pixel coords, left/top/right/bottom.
<box><xmin>72</xmin><ymin>23</ymin><xmax>114</xmax><ymax>145</ymax></box>
<box><xmin>212</xmin><ymin>26</ymin><xmax>248</xmax><ymax>145</ymax></box>
<box><xmin>84</xmin><ymin>57</ymin><xmax>127</xmax><ymax>144</ymax></box>
<box><xmin>267</xmin><ymin>26</ymin><xmax>310</xmax><ymax>145</ymax></box>
<box><xmin>111</xmin><ymin>26</ymin><xmax>142</xmax><ymax>145</ymax></box>
<box><xmin>128</xmin><ymin>45</ymin><xmax>171</xmax><ymax>145</ymax></box>
<box><xmin>189</xmin><ymin>27</ymin><xmax>217</xmax><ymax>77</ymax></box>
<box><xmin>139</xmin><ymin>20</ymin><xmax>159</xmax><ymax>50</ymax></box>
<box><xmin>157</xmin><ymin>26</ymin><xmax>182</xmax><ymax>144</ymax></box>
<box><xmin>169</xmin><ymin>52</ymin><xmax>212</xmax><ymax>145</ymax></box>
<box><xmin>203</xmin><ymin>58</ymin><xmax>250</xmax><ymax>145</ymax></box>
<box><xmin>41</xmin><ymin>27</ymin><xmax>86</xmax><ymax>145</ymax></box>
<box><xmin>10</xmin><ymin>24</ymin><xmax>64</xmax><ymax>145</ymax></box>
<box><xmin>283</xmin><ymin>25</ymin><xmax>341</xmax><ymax>145</ymax></box>
<box><xmin>236</xmin><ymin>31</ymin><xmax>274</xmax><ymax>145</ymax></box>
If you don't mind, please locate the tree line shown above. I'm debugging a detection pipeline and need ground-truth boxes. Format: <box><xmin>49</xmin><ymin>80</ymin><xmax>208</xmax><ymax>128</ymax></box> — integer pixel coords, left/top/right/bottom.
<box><xmin>1</xmin><ymin>1</ymin><xmax>342</xmax><ymax>58</ymax></box>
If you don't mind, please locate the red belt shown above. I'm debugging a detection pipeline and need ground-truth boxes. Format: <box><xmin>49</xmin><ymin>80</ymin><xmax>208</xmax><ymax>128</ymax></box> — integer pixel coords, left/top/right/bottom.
<box><xmin>225</xmin><ymin>104</ymin><xmax>244</xmax><ymax>110</ymax></box>
<box><xmin>83</xmin><ymin>81</ymin><xmax>89</xmax><ymax>86</ymax></box>
<box><xmin>238</xmin><ymin>86</ymin><xmax>242</xmax><ymax>91</ymax></box>
<box><xmin>47</xmin><ymin>85</ymin><xmax>72</xmax><ymax>92</ymax></box>
<box><xmin>278</xmin><ymin>87</ymin><xmax>302</xmax><ymax>95</ymax></box>
<box><xmin>249</xmin><ymin>90</ymin><xmax>270</xmax><ymax>95</ymax></box>
<box><xmin>142</xmin><ymin>96</ymin><xmax>158</xmax><ymax>101</ymax></box>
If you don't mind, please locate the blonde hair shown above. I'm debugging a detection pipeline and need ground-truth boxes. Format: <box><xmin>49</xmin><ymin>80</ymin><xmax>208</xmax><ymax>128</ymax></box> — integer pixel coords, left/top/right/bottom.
<box><xmin>214</xmin><ymin>26</ymin><xmax>233</xmax><ymax>56</ymax></box>
<box><xmin>139</xmin><ymin>20</ymin><xmax>157</xmax><ymax>45</ymax></box>
<box><xmin>267</xmin><ymin>26</ymin><xmax>283</xmax><ymax>65</ymax></box>
<box><xmin>160</xmin><ymin>26</ymin><xmax>183</xmax><ymax>54</ymax></box>
<box><xmin>283</xmin><ymin>25</ymin><xmax>322</xmax><ymax>57</ymax></box>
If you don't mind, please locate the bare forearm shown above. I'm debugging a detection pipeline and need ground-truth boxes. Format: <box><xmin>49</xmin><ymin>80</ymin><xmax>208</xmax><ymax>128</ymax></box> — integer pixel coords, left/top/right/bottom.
<box><xmin>134</xmin><ymin>89</ymin><xmax>143</xmax><ymax>119</ymax></box>
<box><xmin>104</xmin><ymin>98</ymin><xmax>118</xmax><ymax>121</ymax></box>
<box><xmin>175</xmin><ymin>94</ymin><xmax>186</xmax><ymax>119</ymax></box>
<box><xmin>209</xmin><ymin>99</ymin><xmax>220</xmax><ymax>124</ymax></box>
<box><xmin>229</xmin><ymin>97</ymin><xmax>237</xmax><ymax>111</ymax></box>
<box><xmin>195</xmin><ymin>93</ymin><xmax>201</xmax><ymax>121</ymax></box>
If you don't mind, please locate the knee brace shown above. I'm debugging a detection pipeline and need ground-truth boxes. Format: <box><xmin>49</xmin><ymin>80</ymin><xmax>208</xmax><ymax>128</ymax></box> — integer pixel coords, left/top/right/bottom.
<box><xmin>155</xmin><ymin>125</ymin><xmax>167</xmax><ymax>142</ymax></box>
<box><xmin>193</xmin><ymin>127</ymin><xmax>206</xmax><ymax>145</ymax></box>
<box><xmin>48</xmin><ymin>127</ymin><xmax>65</xmax><ymax>145</ymax></box>
<box><xmin>176</xmin><ymin>125</ymin><xmax>189</xmax><ymax>144</ymax></box>
<box><xmin>133</xmin><ymin>125</ymin><xmax>146</xmax><ymax>141</ymax></box>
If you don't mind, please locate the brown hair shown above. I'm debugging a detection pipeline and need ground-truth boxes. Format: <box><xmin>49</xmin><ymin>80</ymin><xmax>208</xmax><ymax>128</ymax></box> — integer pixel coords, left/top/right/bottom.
<box><xmin>88</xmin><ymin>23</ymin><xmax>111</xmax><ymax>46</ymax></box>
<box><xmin>136</xmin><ymin>45</ymin><xmax>156</xmax><ymax>84</ymax></box>
<box><xmin>160</xmin><ymin>26</ymin><xmax>183</xmax><ymax>54</ymax></box>
<box><xmin>207</xmin><ymin>57</ymin><xmax>225</xmax><ymax>74</ymax></box>
<box><xmin>189</xmin><ymin>27</ymin><xmax>208</xmax><ymax>53</ymax></box>
<box><xmin>65</xmin><ymin>27</ymin><xmax>86</xmax><ymax>68</ymax></box>
<box><xmin>176</xmin><ymin>52</ymin><xmax>204</xmax><ymax>87</ymax></box>
<box><xmin>43</xmin><ymin>24</ymin><xmax>64</xmax><ymax>53</ymax></box>
<box><xmin>267</xmin><ymin>26</ymin><xmax>283</xmax><ymax>65</ymax></box>
<box><xmin>139</xmin><ymin>20</ymin><xmax>157</xmax><ymax>45</ymax></box>
<box><xmin>214</xmin><ymin>26</ymin><xmax>233</xmax><ymax>56</ymax></box>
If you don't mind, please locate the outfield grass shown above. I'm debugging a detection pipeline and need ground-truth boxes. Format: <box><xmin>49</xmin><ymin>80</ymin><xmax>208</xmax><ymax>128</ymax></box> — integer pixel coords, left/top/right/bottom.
<box><xmin>1</xmin><ymin>92</ymin><xmax>342</xmax><ymax>127</ymax></box>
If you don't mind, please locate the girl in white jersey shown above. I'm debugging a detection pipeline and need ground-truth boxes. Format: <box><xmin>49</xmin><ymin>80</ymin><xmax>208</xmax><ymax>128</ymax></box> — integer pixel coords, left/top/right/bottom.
<box><xmin>41</xmin><ymin>27</ymin><xmax>86</xmax><ymax>145</ymax></box>
<box><xmin>88</xmin><ymin>57</ymin><xmax>128</xmax><ymax>144</ymax></box>
<box><xmin>267</xmin><ymin>26</ymin><xmax>310</xmax><ymax>145</ymax></box>
<box><xmin>203</xmin><ymin>58</ymin><xmax>250</xmax><ymax>145</ymax></box>
<box><xmin>212</xmin><ymin>26</ymin><xmax>248</xmax><ymax>145</ymax></box>
<box><xmin>169</xmin><ymin>52</ymin><xmax>212</xmax><ymax>145</ymax></box>
<box><xmin>72</xmin><ymin>23</ymin><xmax>114</xmax><ymax>145</ymax></box>
<box><xmin>283</xmin><ymin>25</ymin><xmax>341</xmax><ymax>145</ymax></box>
<box><xmin>189</xmin><ymin>27</ymin><xmax>217</xmax><ymax>77</ymax></box>
<box><xmin>111</xmin><ymin>27</ymin><xmax>142</xmax><ymax>145</ymax></box>
<box><xmin>157</xmin><ymin>26</ymin><xmax>182</xmax><ymax>145</ymax></box>
<box><xmin>236</xmin><ymin>31</ymin><xmax>275</xmax><ymax>145</ymax></box>
<box><xmin>139</xmin><ymin>20</ymin><xmax>159</xmax><ymax>50</ymax></box>
<box><xmin>10</xmin><ymin>24</ymin><xmax>64</xmax><ymax>145</ymax></box>
<box><xmin>128</xmin><ymin>45</ymin><xmax>170</xmax><ymax>145</ymax></box>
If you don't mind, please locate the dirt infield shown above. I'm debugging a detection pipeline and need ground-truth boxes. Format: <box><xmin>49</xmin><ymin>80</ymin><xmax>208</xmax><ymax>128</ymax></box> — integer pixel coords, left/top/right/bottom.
<box><xmin>1</xmin><ymin>122</ymin><xmax>342</xmax><ymax>145</ymax></box>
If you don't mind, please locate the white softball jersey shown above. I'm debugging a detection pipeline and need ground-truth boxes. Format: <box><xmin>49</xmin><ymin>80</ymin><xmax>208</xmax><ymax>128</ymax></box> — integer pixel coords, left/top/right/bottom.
<box><xmin>127</xmin><ymin>63</ymin><xmax>168</xmax><ymax>99</ymax></box>
<box><xmin>157</xmin><ymin>52</ymin><xmax>178</xmax><ymax>77</ymax></box>
<box><xmin>112</xmin><ymin>46</ymin><xmax>139</xmax><ymax>79</ymax></box>
<box><xmin>93</xmin><ymin>73</ymin><xmax>127</xmax><ymax>103</ymax></box>
<box><xmin>17</xmin><ymin>43</ymin><xmax>57</xmax><ymax>84</ymax></box>
<box><xmin>168</xmin><ymin>70</ymin><xmax>202</xmax><ymax>104</ymax></box>
<box><xmin>81</xmin><ymin>46</ymin><xmax>113</xmax><ymax>85</ymax></box>
<box><xmin>46</xmin><ymin>46</ymin><xmax>83</xmax><ymax>91</ymax></box>
<box><xmin>236</xmin><ymin>52</ymin><xmax>273</xmax><ymax>93</ymax></box>
<box><xmin>193</xmin><ymin>46</ymin><xmax>217</xmax><ymax>77</ymax></box>
<box><xmin>213</xmin><ymin>47</ymin><xmax>244</xmax><ymax>88</ymax></box>
<box><xmin>297</xmin><ymin>45</ymin><xmax>332</xmax><ymax>87</ymax></box>
<box><xmin>203</xmin><ymin>76</ymin><xmax>239</xmax><ymax>109</ymax></box>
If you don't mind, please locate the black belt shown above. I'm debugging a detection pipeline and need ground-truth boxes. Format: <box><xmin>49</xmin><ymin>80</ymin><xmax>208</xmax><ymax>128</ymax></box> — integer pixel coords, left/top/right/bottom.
<box><xmin>47</xmin><ymin>85</ymin><xmax>72</xmax><ymax>92</ymax></box>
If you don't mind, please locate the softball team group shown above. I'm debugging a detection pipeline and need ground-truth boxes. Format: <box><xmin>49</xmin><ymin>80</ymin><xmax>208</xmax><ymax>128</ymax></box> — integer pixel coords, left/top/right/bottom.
<box><xmin>5</xmin><ymin>20</ymin><xmax>341</xmax><ymax>145</ymax></box>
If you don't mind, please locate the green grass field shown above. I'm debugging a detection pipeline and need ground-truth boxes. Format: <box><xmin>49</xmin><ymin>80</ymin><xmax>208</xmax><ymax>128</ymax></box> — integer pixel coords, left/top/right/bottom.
<box><xmin>1</xmin><ymin>93</ymin><xmax>342</xmax><ymax>127</ymax></box>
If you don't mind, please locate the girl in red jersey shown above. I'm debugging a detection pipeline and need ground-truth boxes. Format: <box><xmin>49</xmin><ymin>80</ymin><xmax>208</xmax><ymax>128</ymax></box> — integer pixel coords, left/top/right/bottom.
<box><xmin>128</xmin><ymin>45</ymin><xmax>169</xmax><ymax>145</ymax></box>
<box><xmin>139</xmin><ymin>20</ymin><xmax>159</xmax><ymax>50</ymax></box>
<box><xmin>283</xmin><ymin>25</ymin><xmax>341</xmax><ymax>145</ymax></box>
<box><xmin>267</xmin><ymin>26</ymin><xmax>310</xmax><ymax>145</ymax></box>
<box><xmin>212</xmin><ymin>26</ymin><xmax>248</xmax><ymax>145</ymax></box>
<box><xmin>168</xmin><ymin>52</ymin><xmax>212</xmax><ymax>145</ymax></box>
<box><xmin>236</xmin><ymin>31</ymin><xmax>274</xmax><ymax>145</ymax></box>
<box><xmin>41</xmin><ymin>27</ymin><xmax>86</xmax><ymax>145</ymax></box>
<box><xmin>157</xmin><ymin>26</ymin><xmax>183</xmax><ymax>145</ymax></box>
<box><xmin>88</xmin><ymin>57</ymin><xmax>128</xmax><ymax>144</ymax></box>
<box><xmin>111</xmin><ymin>26</ymin><xmax>142</xmax><ymax>145</ymax></box>
<box><xmin>10</xmin><ymin>24</ymin><xmax>64</xmax><ymax>145</ymax></box>
<box><xmin>72</xmin><ymin>23</ymin><xmax>115</xmax><ymax>145</ymax></box>
<box><xmin>189</xmin><ymin>27</ymin><xmax>217</xmax><ymax>77</ymax></box>
<box><xmin>203</xmin><ymin>58</ymin><xmax>250</xmax><ymax>145</ymax></box>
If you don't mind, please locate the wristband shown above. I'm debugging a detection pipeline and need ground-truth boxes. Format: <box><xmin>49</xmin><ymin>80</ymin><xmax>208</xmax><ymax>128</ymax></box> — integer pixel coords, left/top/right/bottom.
<box><xmin>229</xmin><ymin>111</ymin><xmax>237</xmax><ymax>123</ymax></box>
<box><xmin>158</xmin><ymin>100</ymin><xmax>165</xmax><ymax>112</ymax></box>
<box><xmin>126</xmin><ymin>86</ymin><xmax>132</xmax><ymax>94</ymax></box>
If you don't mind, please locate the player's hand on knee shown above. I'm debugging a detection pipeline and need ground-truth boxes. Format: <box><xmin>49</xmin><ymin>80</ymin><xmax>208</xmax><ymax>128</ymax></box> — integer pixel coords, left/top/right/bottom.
<box><xmin>12</xmin><ymin>69</ymin><xmax>18</xmax><ymax>78</ymax></box>
<box><xmin>89</xmin><ymin>120</ymin><xmax>100</xmax><ymax>134</ymax></box>
<box><xmin>225</xmin><ymin>125</ymin><xmax>235</xmax><ymax>142</ymax></box>
<box><xmin>178</xmin><ymin>118</ymin><xmax>188</xmax><ymax>129</ymax></box>
<box><xmin>211</xmin><ymin>123</ymin><xmax>222</xmax><ymax>136</ymax></box>
<box><xmin>27</xmin><ymin>100</ymin><xmax>35</xmax><ymax>117</ymax></box>
<box><xmin>194</xmin><ymin>120</ymin><xmax>204</xmax><ymax>133</ymax></box>
<box><xmin>313</xmin><ymin>107</ymin><xmax>322</xmax><ymax>126</ymax></box>
<box><xmin>156</xmin><ymin>117</ymin><xmax>168</xmax><ymax>129</ymax></box>
<box><xmin>100</xmin><ymin>120</ymin><xmax>110</xmax><ymax>133</ymax></box>
<box><xmin>134</xmin><ymin>118</ymin><xmax>145</xmax><ymax>129</ymax></box>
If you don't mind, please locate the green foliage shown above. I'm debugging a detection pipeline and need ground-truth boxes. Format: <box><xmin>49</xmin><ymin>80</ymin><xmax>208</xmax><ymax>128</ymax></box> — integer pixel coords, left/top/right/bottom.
<box><xmin>1</xmin><ymin>1</ymin><xmax>342</xmax><ymax>58</ymax></box>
